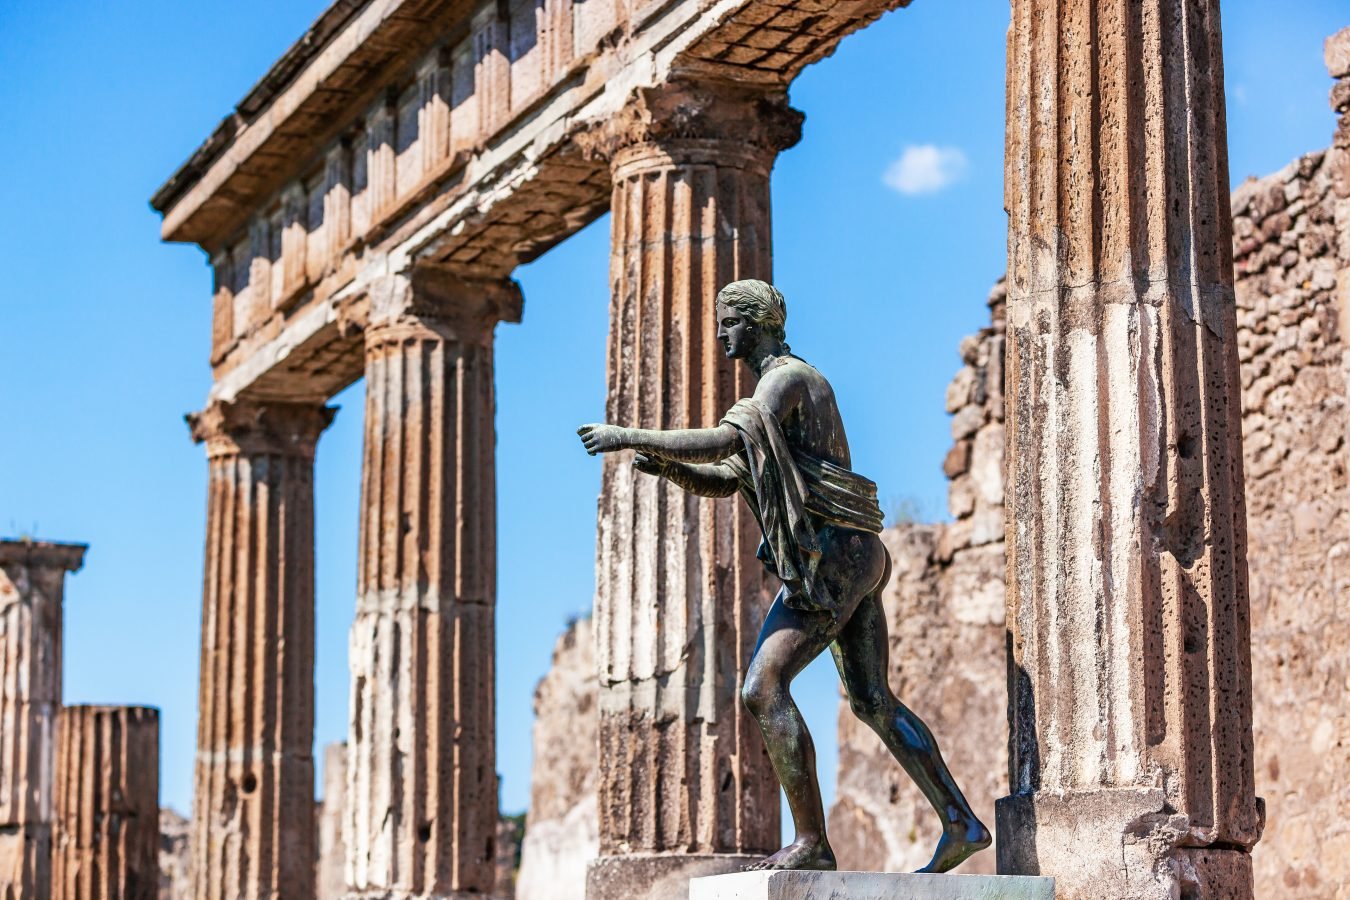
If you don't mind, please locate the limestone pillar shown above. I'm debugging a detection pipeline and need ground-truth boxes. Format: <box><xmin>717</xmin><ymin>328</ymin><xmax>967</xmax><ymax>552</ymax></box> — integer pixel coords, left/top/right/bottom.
<box><xmin>997</xmin><ymin>2</ymin><xmax>1263</xmax><ymax>897</ymax></box>
<box><xmin>186</xmin><ymin>399</ymin><xmax>336</xmax><ymax>900</ymax></box>
<box><xmin>581</xmin><ymin>82</ymin><xmax>801</xmax><ymax>900</ymax></box>
<box><xmin>52</xmin><ymin>705</ymin><xmax>160</xmax><ymax>899</ymax></box>
<box><xmin>0</xmin><ymin>539</ymin><xmax>86</xmax><ymax>897</ymax></box>
<box><xmin>345</xmin><ymin>268</ymin><xmax>520</xmax><ymax>899</ymax></box>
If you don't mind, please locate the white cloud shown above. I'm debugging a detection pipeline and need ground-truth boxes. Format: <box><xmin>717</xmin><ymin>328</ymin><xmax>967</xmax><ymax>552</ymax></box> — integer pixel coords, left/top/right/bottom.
<box><xmin>883</xmin><ymin>144</ymin><xmax>968</xmax><ymax>195</ymax></box>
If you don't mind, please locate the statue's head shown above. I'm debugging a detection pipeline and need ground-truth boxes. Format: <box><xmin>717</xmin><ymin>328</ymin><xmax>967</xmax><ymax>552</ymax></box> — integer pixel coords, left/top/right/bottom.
<box><xmin>715</xmin><ymin>279</ymin><xmax>788</xmax><ymax>360</ymax></box>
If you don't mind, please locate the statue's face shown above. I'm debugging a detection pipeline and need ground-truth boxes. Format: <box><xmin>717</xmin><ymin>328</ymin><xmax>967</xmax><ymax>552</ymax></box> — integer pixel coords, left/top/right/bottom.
<box><xmin>716</xmin><ymin>300</ymin><xmax>757</xmax><ymax>359</ymax></box>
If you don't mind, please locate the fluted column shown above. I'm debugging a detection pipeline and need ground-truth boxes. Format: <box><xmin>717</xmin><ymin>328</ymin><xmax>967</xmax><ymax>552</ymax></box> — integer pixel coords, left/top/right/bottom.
<box><xmin>345</xmin><ymin>268</ymin><xmax>520</xmax><ymax>899</ymax></box>
<box><xmin>0</xmin><ymin>539</ymin><xmax>86</xmax><ymax>897</ymax></box>
<box><xmin>997</xmin><ymin>2</ymin><xmax>1262</xmax><ymax>897</ymax></box>
<box><xmin>52</xmin><ymin>705</ymin><xmax>160</xmax><ymax>900</ymax></box>
<box><xmin>187</xmin><ymin>399</ymin><xmax>336</xmax><ymax>900</ymax></box>
<box><xmin>580</xmin><ymin>82</ymin><xmax>801</xmax><ymax>900</ymax></box>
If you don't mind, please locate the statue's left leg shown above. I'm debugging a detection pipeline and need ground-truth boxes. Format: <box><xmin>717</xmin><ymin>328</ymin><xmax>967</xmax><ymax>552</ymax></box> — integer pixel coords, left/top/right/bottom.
<box><xmin>830</xmin><ymin>585</ymin><xmax>991</xmax><ymax>873</ymax></box>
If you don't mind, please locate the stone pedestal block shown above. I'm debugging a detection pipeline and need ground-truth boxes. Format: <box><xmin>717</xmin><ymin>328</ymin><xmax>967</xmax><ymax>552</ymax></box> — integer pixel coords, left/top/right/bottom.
<box><xmin>588</xmin><ymin>853</ymin><xmax>766</xmax><ymax>900</ymax></box>
<box><xmin>688</xmin><ymin>871</ymin><xmax>1054</xmax><ymax>900</ymax></box>
<box><xmin>996</xmin><ymin>790</ymin><xmax>1254</xmax><ymax>900</ymax></box>
<box><xmin>52</xmin><ymin>705</ymin><xmax>160</xmax><ymax>900</ymax></box>
<box><xmin>0</xmin><ymin>539</ymin><xmax>87</xmax><ymax>898</ymax></box>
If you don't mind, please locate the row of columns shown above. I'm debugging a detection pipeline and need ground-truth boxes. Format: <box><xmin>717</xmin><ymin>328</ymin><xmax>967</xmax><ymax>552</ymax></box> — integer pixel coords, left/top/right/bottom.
<box><xmin>184</xmin><ymin>2</ymin><xmax>1261</xmax><ymax>896</ymax></box>
<box><xmin>0</xmin><ymin>542</ymin><xmax>162</xmax><ymax>899</ymax></box>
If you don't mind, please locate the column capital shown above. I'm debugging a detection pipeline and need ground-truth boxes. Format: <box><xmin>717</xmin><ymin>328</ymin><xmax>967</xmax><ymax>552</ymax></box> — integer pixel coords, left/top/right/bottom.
<box><xmin>365</xmin><ymin>265</ymin><xmax>523</xmax><ymax>345</ymax></box>
<box><xmin>186</xmin><ymin>399</ymin><xmax>336</xmax><ymax>459</ymax></box>
<box><xmin>0</xmin><ymin>539</ymin><xmax>87</xmax><ymax>574</ymax></box>
<box><xmin>579</xmin><ymin>79</ymin><xmax>803</xmax><ymax>170</ymax></box>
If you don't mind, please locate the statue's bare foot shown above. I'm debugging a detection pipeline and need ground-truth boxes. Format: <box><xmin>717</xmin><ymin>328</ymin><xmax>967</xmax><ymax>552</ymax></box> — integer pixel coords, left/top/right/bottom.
<box><xmin>915</xmin><ymin>818</ymin><xmax>991</xmax><ymax>874</ymax></box>
<box><xmin>745</xmin><ymin>836</ymin><xmax>837</xmax><ymax>871</ymax></box>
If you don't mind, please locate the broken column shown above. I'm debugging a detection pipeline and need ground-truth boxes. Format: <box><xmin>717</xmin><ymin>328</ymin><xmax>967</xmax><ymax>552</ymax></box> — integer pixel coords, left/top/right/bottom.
<box><xmin>345</xmin><ymin>267</ymin><xmax>520</xmax><ymax>898</ymax></box>
<box><xmin>998</xmin><ymin>1</ymin><xmax>1262</xmax><ymax>897</ymax></box>
<box><xmin>187</xmin><ymin>399</ymin><xmax>336</xmax><ymax>899</ymax></box>
<box><xmin>52</xmin><ymin>705</ymin><xmax>160</xmax><ymax>899</ymax></box>
<box><xmin>0</xmin><ymin>539</ymin><xmax>86</xmax><ymax>896</ymax></box>
<box><xmin>580</xmin><ymin>82</ymin><xmax>801</xmax><ymax>900</ymax></box>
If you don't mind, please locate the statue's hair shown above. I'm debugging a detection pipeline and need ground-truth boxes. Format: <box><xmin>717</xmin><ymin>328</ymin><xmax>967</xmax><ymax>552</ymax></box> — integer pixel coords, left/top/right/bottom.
<box><xmin>717</xmin><ymin>279</ymin><xmax>789</xmax><ymax>349</ymax></box>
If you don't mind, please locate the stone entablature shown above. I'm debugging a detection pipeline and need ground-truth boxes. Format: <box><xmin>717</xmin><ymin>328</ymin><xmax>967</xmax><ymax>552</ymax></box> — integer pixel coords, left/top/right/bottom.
<box><xmin>151</xmin><ymin>0</ymin><xmax>909</xmax><ymax>403</ymax></box>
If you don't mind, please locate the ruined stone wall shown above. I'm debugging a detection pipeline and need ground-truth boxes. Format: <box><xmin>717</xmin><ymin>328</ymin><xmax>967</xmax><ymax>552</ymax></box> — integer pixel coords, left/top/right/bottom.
<box><xmin>1231</xmin><ymin>147</ymin><xmax>1350</xmax><ymax>896</ymax></box>
<box><xmin>516</xmin><ymin>617</ymin><xmax>599</xmax><ymax>900</ymax></box>
<box><xmin>158</xmin><ymin>809</ymin><xmax>190</xmax><ymax>900</ymax></box>
<box><xmin>826</xmin><ymin>285</ymin><xmax>1008</xmax><ymax>874</ymax></box>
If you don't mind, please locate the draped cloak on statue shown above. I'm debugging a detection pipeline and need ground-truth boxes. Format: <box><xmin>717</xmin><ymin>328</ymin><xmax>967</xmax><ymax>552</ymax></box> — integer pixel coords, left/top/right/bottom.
<box><xmin>719</xmin><ymin>396</ymin><xmax>885</xmax><ymax>618</ymax></box>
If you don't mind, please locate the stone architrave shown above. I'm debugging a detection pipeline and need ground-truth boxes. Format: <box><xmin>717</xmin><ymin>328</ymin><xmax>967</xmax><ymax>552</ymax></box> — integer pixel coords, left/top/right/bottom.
<box><xmin>345</xmin><ymin>267</ymin><xmax>520</xmax><ymax>899</ymax></box>
<box><xmin>52</xmin><ymin>705</ymin><xmax>160</xmax><ymax>899</ymax></box>
<box><xmin>998</xmin><ymin>2</ymin><xmax>1263</xmax><ymax>897</ymax></box>
<box><xmin>578</xmin><ymin>81</ymin><xmax>802</xmax><ymax>900</ymax></box>
<box><xmin>0</xmin><ymin>539</ymin><xmax>86</xmax><ymax>897</ymax></box>
<box><xmin>186</xmin><ymin>399</ymin><xmax>336</xmax><ymax>900</ymax></box>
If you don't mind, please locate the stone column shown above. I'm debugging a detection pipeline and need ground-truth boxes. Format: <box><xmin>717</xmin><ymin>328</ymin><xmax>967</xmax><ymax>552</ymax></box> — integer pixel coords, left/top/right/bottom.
<box><xmin>580</xmin><ymin>82</ymin><xmax>801</xmax><ymax>900</ymax></box>
<box><xmin>186</xmin><ymin>399</ymin><xmax>336</xmax><ymax>900</ymax></box>
<box><xmin>997</xmin><ymin>2</ymin><xmax>1263</xmax><ymax>897</ymax></box>
<box><xmin>52</xmin><ymin>705</ymin><xmax>160</xmax><ymax>899</ymax></box>
<box><xmin>0</xmin><ymin>539</ymin><xmax>86</xmax><ymax>897</ymax></box>
<box><xmin>345</xmin><ymin>267</ymin><xmax>520</xmax><ymax>899</ymax></box>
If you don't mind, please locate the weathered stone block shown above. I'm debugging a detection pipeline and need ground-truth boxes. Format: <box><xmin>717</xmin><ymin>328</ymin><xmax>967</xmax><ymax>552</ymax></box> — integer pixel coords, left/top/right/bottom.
<box><xmin>588</xmin><ymin>853</ymin><xmax>766</xmax><ymax>900</ymax></box>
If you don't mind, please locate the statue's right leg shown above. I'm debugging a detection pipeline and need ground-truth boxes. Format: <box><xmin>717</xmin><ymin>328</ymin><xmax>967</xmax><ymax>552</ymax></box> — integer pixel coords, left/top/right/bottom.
<box><xmin>741</xmin><ymin>588</ymin><xmax>846</xmax><ymax>871</ymax></box>
<box><xmin>830</xmin><ymin>591</ymin><xmax>991</xmax><ymax>873</ymax></box>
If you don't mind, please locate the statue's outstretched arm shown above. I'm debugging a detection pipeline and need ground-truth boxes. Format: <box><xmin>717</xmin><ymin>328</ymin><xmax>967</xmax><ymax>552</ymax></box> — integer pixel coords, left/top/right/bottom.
<box><xmin>578</xmin><ymin>422</ymin><xmax>739</xmax><ymax>463</ymax></box>
<box><xmin>636</xmin><ymin>455</ymin><xmax>739</xmax><ymax>498</ymax></box>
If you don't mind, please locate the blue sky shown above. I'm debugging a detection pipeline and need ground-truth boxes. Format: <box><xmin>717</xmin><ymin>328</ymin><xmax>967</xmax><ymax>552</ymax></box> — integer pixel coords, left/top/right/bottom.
<box><xmin>1</xmin><ymin>1</ymin><xmax>1344</xmax><ymax>829</ymax></box>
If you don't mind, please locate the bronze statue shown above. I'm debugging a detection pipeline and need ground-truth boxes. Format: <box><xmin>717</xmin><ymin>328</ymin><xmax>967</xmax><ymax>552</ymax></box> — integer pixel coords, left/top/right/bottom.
<box><xmin>578</xmin><ymin>279</ymin><xmax>990</xmax><ymax>873</ymax></box>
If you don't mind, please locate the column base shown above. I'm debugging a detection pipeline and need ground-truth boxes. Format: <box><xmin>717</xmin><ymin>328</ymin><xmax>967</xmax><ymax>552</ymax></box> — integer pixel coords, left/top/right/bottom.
<box><xmin>690</xmin><ymin>871</ymin><xmax>1054</xmax><ymax>900</ymax></box>
<box><xmin>587</xmin><ymin>853</ymin><xmax>767</xmax><ymax>900</ymax></box>
<box><xmin>996</xmin><ymin>789</ymin><xmax>1255</xmax><ymax>900</ymax></box>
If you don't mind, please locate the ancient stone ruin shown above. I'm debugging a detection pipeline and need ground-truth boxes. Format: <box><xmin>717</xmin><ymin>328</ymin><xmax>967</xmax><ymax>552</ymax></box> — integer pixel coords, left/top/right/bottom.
<box><xmin>0</xmin><ymin>539</ymin><xmax>162</xmax><ymax>899</ymax></box>
<box><xmin>826</xmin><ymin>32</ymin><xmax>1350</xmax><ymax>894</ymax></box>
<box><xmin>512</xmin><ymin>30</ymin><xmax>1350</xmax><ymax>893</ymax></box>
<box><xmin>515</xmin><ymin>617</ymin><xmax>599</xmax><ymax>900</ymax></box>
<box><xmin>142</xmin><ymin>1</ymin><xmax>1350</xmax><ymax>899</ymax></box>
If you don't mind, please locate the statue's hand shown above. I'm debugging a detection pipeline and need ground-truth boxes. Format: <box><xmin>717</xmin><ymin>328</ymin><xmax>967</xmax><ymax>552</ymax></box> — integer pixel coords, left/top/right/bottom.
<box><xmin>632</xmin><ymin>453</ymin><xmax>668</xmax><ymax>477</ymax></box>
<box><xmin>577</xmin><ymin>423</ymin><xmax>629</xmax><ymax>456</ymax></box>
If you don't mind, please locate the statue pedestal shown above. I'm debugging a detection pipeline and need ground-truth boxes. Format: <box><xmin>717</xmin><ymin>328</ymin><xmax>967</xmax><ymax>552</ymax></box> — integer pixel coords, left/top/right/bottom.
<box><xmin>689</xmin><ymin>871</ymin><xmax>1055</xmax><ymax>900</ymax></box>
